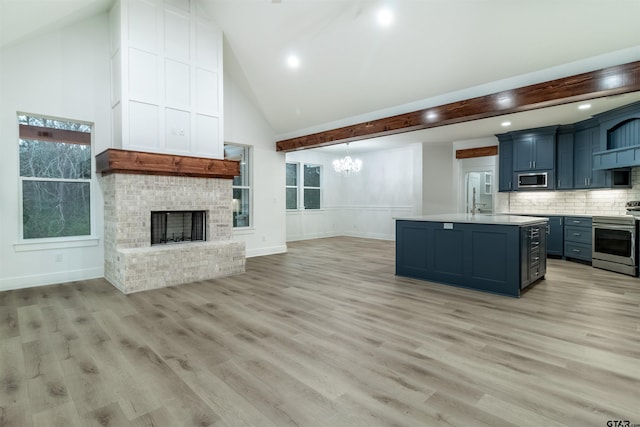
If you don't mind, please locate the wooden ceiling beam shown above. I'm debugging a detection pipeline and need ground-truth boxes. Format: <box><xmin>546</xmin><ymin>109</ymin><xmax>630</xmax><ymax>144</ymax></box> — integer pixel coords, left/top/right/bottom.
<box><xmin>275</xmin><ymin>60</ymin><xmax>640</xmax><ymax>152</ymax></box>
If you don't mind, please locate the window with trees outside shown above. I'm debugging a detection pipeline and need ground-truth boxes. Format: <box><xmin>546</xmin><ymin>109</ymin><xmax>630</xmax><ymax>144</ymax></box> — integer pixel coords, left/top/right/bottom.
<box><xmin>286</xmin><ymin>162</ymin><xmax>298</xmax><ymax>209</ymax></box>
<box><xmin>285</xmin><ymin>162</ymin><xmax>321</xmax><ymax>210</ymax></box>
<box><xmin>18</xmin><ymin>114</ymin><xmax>92</xmax><ymax>239</ymax></box>
<box><xmin>224</xmin><ymin>144</ymin><xmax>251</xmax><ymax>227</ymax></box>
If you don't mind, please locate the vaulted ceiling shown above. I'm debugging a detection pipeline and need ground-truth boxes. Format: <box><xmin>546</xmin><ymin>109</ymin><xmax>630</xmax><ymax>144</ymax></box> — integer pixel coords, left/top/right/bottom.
<box><xmin>2</xmin><ymin>0</ymin><xmax>640</xmax><ymax>149</ymax></box>
<box><xmin>201</xmin><ymin>0</ymin><xmax>640</xmax><ymax>141</ymax></box>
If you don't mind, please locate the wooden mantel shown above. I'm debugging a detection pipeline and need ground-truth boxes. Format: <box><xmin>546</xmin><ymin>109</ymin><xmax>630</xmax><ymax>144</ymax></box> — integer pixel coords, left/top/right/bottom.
<box><xmin>95</xmin><ymin>149</ymin><xmax>239</xmax><ymax>179</ymax></box>
<box><xmin>276</xmin><ymin>60</ymin><xmax>640</xmax><ymax>152</ymax></box>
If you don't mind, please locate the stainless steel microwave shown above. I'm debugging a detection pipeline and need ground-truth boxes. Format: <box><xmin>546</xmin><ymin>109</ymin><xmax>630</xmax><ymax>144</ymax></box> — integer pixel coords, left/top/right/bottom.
<box><xmin>517</xmin><ymin>172</ymin><xmax>548</xmax><ymax>189</ymax></box>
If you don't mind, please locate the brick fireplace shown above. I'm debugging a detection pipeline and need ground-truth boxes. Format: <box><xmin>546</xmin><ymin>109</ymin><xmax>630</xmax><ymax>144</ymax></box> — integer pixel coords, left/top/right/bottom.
<box><xmin>97</xmin><ymin>149</ymin><xmax>245</xmax><ymax>293</ymax></box>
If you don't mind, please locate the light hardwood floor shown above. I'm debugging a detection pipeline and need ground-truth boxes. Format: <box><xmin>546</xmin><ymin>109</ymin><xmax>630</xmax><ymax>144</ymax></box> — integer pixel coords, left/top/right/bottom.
<box><xmin>1</xmin><ymin>236</ymin><xmax>640</xmax><ymax>426</ymax></box>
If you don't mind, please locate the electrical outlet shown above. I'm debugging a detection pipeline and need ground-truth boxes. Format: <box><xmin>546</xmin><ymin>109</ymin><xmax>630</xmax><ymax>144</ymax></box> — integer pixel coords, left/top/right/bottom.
<box><xmin>54</xmin><ymin>252</ymin><xmax>63</xmax><ymax>262</ymax></box>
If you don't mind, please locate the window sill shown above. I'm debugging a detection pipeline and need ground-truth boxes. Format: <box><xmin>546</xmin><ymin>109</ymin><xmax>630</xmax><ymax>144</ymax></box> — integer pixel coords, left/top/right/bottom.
<box><xmin>14</xmin><ymin>236</ymin><xmax>100</xmax><ymax>252</ymax></box>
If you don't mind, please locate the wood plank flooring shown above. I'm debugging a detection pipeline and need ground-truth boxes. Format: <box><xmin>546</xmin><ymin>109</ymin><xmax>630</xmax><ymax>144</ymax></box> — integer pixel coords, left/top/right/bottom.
<box><xmin>1</xmin><ymin>236</ymin><xmax>640</xmax><ymax>426</ymax></box>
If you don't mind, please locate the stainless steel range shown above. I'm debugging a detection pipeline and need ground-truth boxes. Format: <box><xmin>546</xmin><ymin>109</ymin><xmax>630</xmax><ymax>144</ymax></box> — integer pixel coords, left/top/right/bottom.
<box><xmin>592</xmin><ymin>210</ymin><xmax>638</xmax><ymax>276</ymax></box>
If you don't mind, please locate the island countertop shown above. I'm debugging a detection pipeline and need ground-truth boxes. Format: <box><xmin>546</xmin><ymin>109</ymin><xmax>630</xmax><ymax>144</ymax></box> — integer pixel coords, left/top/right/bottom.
<box><xmin>394</xmin><ymin>213</ymin><xmax>548</xmax><ymax>226</ymax></box>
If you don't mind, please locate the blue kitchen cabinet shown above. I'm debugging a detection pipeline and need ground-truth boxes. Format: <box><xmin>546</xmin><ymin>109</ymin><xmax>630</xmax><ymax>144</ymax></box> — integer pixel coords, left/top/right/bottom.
<box><xmin>497</xmin><ymin>134</ymin><xmax>513</xmax><ymax>192</ymax></box>
<box><xmin>574</xmin><ymin>123</ymin><xmax>609</xmax><ymax>189</ymax></box>
<box><xmin>556</xmin><ymin>127</ymin><xmax>574</xmax><ymax>190</ymax></box>
<box><xmin>512</xmin><ymin>127</ymin><xmax>556</xmax><ymax>172</ymax></box>
<box><xmin>564</xmin><ymin>216</ymin><xmax>592</xmax><ymax>262</ymax></box>
<box><xmin>396</xmin><ymin>218</ymin><xmax>547</xmax><ymax>297</ymax></box>
<box><xmin>546</xmin><ymin>216</ymin><xmax>564</xmax><ymax>257</ymax></box>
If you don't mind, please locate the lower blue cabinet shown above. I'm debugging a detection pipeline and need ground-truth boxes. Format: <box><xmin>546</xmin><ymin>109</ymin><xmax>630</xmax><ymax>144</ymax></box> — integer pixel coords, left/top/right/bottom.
<box><xmin>563</xmin><ymin>216</ymin><xmax>592</xmax><ymax>262</ymax></box>
<box><xmin>546</xmin><ymin>216</ymin><xmax>563</xmax><ymax>257</ymax></box>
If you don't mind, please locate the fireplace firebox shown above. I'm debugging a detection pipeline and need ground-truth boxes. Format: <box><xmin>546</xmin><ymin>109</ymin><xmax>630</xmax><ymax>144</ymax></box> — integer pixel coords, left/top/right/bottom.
<box><xmin>151</xmin><ymin>211</ymin><xmax>206</xmax><ymax>245</ymax></box>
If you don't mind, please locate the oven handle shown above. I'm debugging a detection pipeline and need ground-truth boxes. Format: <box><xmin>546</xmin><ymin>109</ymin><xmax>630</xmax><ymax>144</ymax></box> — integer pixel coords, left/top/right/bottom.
<box><xmin>592</xmin><ymin>224</ymin><xmax>636</xmax><ymax>230</ymax></box>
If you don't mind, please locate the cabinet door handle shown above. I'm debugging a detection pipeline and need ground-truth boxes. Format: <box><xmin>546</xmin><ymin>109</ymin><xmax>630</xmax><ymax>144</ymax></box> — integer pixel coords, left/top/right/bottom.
<box><xmin>573</xmin><ymin>249</ymin><xmax>581</xmax><ymax>253</ymax></box>
<box><xmin>573</xmin><ymin>232</ymin><xmax>581</xmax><ymax>236</ymax></box>
<box><xmin>533</xmin><ymin>257</ymin><xmax>540</xmax><ymax>261</ymax></box>
<box><xmin>572</xmin><ymin>220</ymin><xmax>581</xmax><ymax>224</ymax></box>
<box><xmin>533</xmin><ymin>160</ymin><xmax>536</xmax><ymax>168</ymax></box>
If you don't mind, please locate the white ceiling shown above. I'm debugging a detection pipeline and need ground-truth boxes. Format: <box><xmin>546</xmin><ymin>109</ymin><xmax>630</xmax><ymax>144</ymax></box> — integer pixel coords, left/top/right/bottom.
<box><xmin>202</xmin><ymin>0</ymin><xmax>640</xmax><ymax>139</ymax></box>
<box><xmin>0</xmin><ymin>0</ymin><xmax>113</xmax><ymax>49</ymax></box>
<box><xmin>2</xmin><ymin>0</ymin><xmax>640</xmax><ymax>154</ymax></box>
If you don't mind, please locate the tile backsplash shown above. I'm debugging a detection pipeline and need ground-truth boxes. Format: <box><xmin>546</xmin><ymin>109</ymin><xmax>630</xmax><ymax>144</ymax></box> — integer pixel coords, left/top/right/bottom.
<box><xmin>496</xmin><ymin>167</ymin><xmax>640</xmax><ymax>215</ymax></box>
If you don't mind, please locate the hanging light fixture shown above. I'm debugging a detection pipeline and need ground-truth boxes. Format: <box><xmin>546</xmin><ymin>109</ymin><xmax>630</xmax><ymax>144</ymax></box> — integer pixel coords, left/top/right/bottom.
<box><xmin>332</xmin><ymin>143</ymin><xmax>362</xmax><ymax>177</ymax></box>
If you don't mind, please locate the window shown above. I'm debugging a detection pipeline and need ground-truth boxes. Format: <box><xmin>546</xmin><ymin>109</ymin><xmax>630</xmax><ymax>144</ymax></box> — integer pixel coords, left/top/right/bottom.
<box><xmin>286</xmin><ymin>163</ymin><xmax>298</xmax><ymax>209</ymax></box>
<box><xmin>18</xmin><ymin>114</ymin><xmax>92</xmax><ymax>239</ymax></box>
<box><xmin>224</xmin><ymin>144</ymin><xmax>251</xmax><ymax>227</ymax></box>
<box><xmin>303</xmin><ymin>164</ymin><xmax>321</xmax><ymax>209</ymax></box>
<box><xmin>285</xmin><ymin>162</ymin><xmax>321</xmax><ymax>210</ymax></box>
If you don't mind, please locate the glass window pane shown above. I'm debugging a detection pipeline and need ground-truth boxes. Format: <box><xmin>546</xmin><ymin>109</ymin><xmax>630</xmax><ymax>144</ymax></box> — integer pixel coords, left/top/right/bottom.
<box><xmin>286</xmin><ymin>188</ymin><xmax>298</xmax><ymax>209</ymax></box>
<box><xmin>304</xmin><ymin>165</ymin><xmax>320</xmax><ymax>188</ymax></box>
<box><xmin>22</xmin><ymin>181</ymin><xmax>91</xmax><ymax>238</ymax></box>
<box><xmin>304</xmin><ymin>189</ymin><xmax>320</xmax><ymax>209</ymax></box>
<box><xmin>286</xmin><ymin>163</ymin><xmax>298</xmax><ymax>186</ymax></box>
<box><xmin>232</xmin><ymin>188</ymin><xmax>250</xmax><ymax>227</ymax></box>
<box><xmin>19</xmin><ymin>140</ymin><xmax>91</xmax><ymax>179</ymax></box>
<box><xmin>225</xmin><ymin>145</ymin><xmax>249</xmax><ymax>187</ymax></box>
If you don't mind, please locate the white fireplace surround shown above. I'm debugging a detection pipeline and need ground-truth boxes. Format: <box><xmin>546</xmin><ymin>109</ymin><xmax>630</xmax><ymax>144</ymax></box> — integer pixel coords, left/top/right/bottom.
<box><xmin>101</xmin><ymin>173</ymin><xmax>245</xmax><ymax>293</ymax></box>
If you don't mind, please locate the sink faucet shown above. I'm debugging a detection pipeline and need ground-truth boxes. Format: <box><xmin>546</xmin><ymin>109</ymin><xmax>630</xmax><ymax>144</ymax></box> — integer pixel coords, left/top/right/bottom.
<box><xmin>472</xmin><ymin>187</ymin><xmax>477</xmax><ymax>217</ymax></box>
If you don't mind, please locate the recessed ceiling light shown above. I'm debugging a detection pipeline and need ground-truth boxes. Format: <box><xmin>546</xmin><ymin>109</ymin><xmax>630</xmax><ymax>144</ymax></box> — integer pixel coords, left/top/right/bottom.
<box><xmin>501</xmin><ymin>121</ymin><xmax>511</xmax><ymax>127</ymax></box>
<box><xmin>578</xmin><ymin>103</ymin><xmax>591</xmax><ymax>110</ymax></box>
<box><xmin>286</xmin><ymin>54</ymin><xmax>300</xmax><ymax>69</ymax></box>
<box><xmin>377</xmin><ymin>7</ymin><xmax>393</xmax><ymax>27</ymax></box>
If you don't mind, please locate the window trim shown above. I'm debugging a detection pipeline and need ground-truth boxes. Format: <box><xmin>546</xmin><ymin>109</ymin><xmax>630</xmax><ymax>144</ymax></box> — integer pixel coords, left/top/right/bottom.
<box><xmin>17</xmin><ymin>113</ymin><xmax>96</xmax><ymax>243</ymax></box>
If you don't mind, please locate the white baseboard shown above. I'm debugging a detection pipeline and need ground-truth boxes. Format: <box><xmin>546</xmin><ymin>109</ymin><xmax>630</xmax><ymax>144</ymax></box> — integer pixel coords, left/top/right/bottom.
<box><xmin>286</xmin><ymin>231</ymin><xmax>339</xmax><ymax>242</ymax></box>
<box><xmin>0</xmin><ymin>267</ymin><xmax>104</xmax><ymax>292</ymax></box>
<box><xmin>246</xmin><ymin>245</ymin><xmax>288</xmax><ymax>258</ymax></box>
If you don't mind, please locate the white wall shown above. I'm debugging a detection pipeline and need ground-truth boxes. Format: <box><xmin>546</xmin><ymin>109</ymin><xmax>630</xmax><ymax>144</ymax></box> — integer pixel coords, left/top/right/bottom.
<box><xmin>422</xmin><ymin>141</ymin><xmax>456</xmax><ymax>214</ymax></box>
<box><xmin>225</xmin><ymin>71</ymin><xmax>287</xmax><ymax>257</ymax></box>
<box><xmin>286</xmin><ymin>144</ymin><xmax>422</xmax><ymax>241</ymax></box>
<box><xmin>0</xmin><ymin>14</ymin><xmax>111</xmax><ymax>291</ymax></box>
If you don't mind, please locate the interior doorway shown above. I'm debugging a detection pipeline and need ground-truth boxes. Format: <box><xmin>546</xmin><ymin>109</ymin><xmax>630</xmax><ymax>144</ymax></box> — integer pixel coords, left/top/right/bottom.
<box><xmin>464</xmin><ymin>171</ymin><xmax>493</xmax><ymax>214</ymax></box>
<box><xmin>457</xmin><ymin>155</ymin><xmax>496</xmax><ymax>214</ymax></box>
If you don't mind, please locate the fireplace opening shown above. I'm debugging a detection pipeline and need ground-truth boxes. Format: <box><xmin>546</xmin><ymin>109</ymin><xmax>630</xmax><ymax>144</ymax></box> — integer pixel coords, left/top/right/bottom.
<box><xmin>151</xmin><ymin>211</ymin><xmax>206</xmax><ymax>245</ymax></box>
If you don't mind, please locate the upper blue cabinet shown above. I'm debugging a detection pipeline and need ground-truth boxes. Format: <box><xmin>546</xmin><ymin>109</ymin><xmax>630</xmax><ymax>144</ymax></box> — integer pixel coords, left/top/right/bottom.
<box><xmin>573</xmin><ymin>120</ymin><xmax>609</xmax><ymax>189</ymax></box>
<box><xmin>512</xmin><ymin>126</ymin><xmax>557</xmax><ymax>172</ymax></box>
<box><xmin>497</xmin><ymin>134</ymin><xmax>514</xmax><ymax>191</ymax></box>
<box><xmin>497</xmin><ymin>102</ymin><xmax>638</xmax><ymax>192</ymax></box>
<box><xmin>593</xmin><ymin>101</ymin><xmax>640</xmax><ymax>170</ymax></box>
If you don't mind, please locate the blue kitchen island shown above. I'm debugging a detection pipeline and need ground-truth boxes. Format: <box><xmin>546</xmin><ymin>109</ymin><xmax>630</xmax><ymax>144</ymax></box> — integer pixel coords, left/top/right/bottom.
<box><xmin>395</xmin><ymin>214</ymin><xmax>548</xmax><ymax>297</ymax></box>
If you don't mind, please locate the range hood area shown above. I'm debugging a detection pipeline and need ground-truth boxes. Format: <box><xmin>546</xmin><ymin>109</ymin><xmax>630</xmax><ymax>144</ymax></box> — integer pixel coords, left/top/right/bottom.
<box><xmin>593</xmin><ymin>101</ymin><xmax>640</xmax><ymax>170</ymax></box>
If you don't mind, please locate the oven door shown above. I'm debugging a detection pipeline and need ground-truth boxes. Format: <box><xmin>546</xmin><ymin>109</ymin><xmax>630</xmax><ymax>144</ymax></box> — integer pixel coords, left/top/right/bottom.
<box><xmin>592</xmin><ymin>225</ymin><xmax>636</xmax><ymax>265</ymax></box>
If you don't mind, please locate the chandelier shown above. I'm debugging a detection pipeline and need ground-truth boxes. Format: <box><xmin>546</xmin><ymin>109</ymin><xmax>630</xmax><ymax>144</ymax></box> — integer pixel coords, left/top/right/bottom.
<box><xmin>332</xmin><ymin>143</ymin><xmax>362</xmax><ymax>177</ymax></box>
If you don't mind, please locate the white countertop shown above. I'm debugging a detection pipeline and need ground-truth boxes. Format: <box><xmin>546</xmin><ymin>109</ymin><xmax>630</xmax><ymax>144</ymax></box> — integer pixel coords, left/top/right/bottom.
<box><xmin>498</xmin><ymin>212</ymin><xmax>594</xmax><ymax>218</ymax></box>
<box><xmin>395</xmin><ymin>213</ymin><xmax>548</xmax><ymax>226</ymax></box>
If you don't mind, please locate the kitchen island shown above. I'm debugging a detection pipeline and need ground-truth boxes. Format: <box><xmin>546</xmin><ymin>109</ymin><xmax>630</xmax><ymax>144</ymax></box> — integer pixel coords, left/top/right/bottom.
<box><xmin>395</xmin><ymin>214</ymin><xmax>548</xmax><ymax>297</ymax></box>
